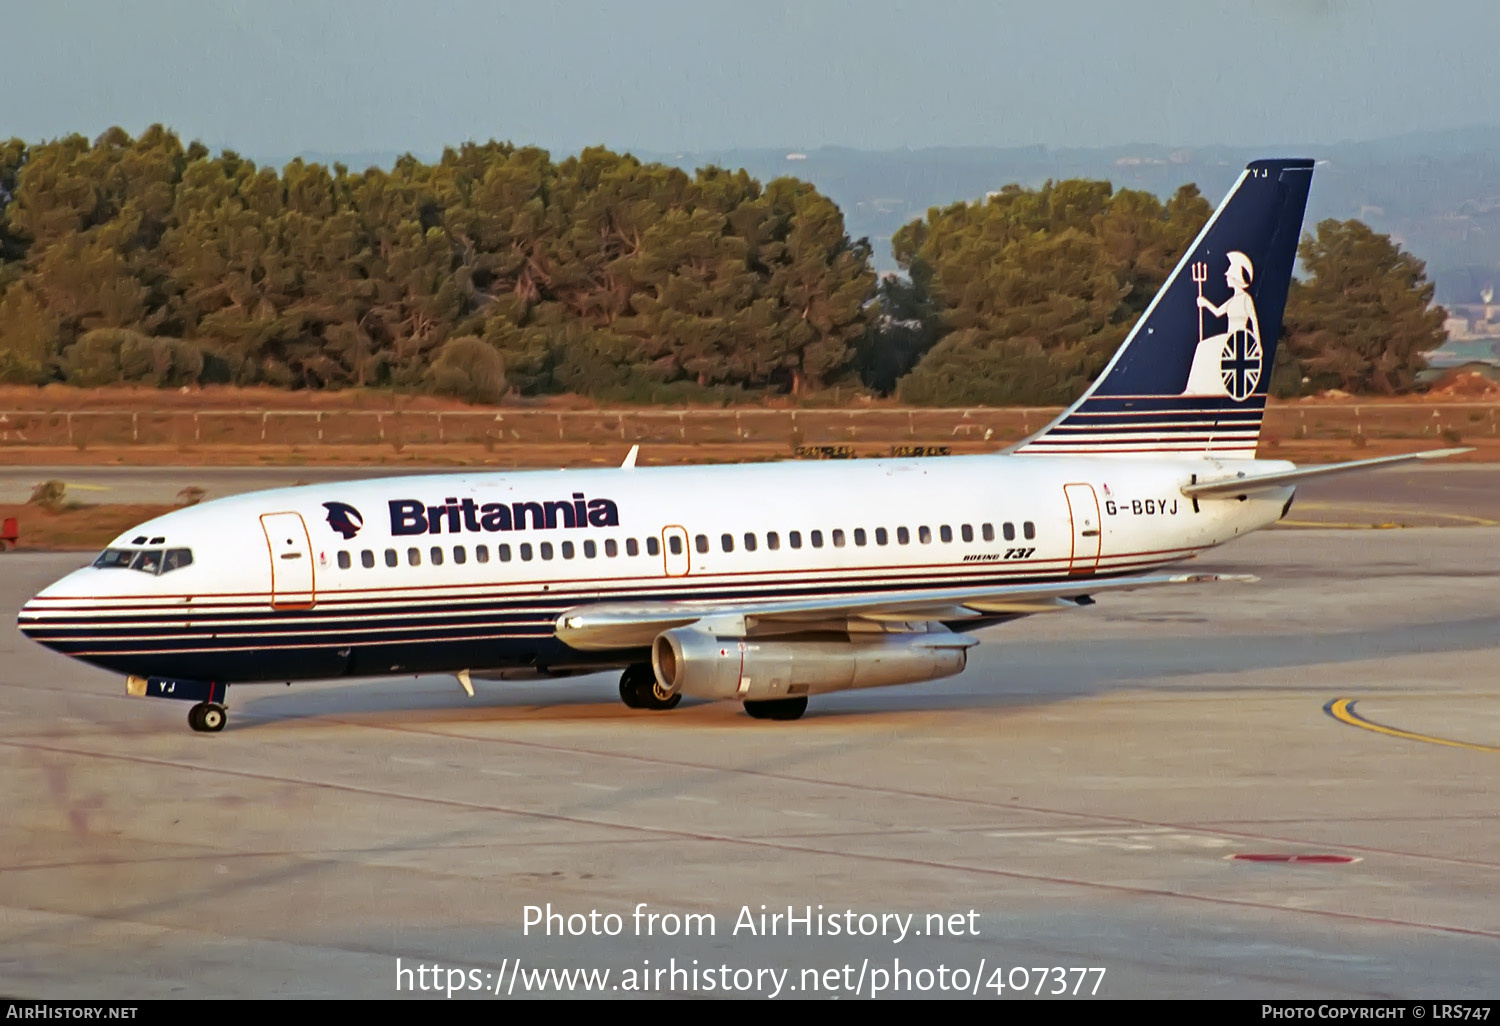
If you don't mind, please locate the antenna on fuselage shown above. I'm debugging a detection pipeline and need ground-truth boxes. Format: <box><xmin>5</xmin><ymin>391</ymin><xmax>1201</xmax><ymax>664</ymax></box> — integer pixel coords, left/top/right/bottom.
<box><xmin>621</xmin><ymin>444</ymin><xmax>640</xmax><ymax>470</ymax></box>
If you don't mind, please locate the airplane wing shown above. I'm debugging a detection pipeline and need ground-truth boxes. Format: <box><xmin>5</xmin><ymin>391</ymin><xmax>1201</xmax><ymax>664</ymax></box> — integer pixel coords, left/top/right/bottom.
<box><xmin>1181</xmin><ymin>448</ymin><xmax>1471</xmax><ymax>499</ymax></box>
<box><xmin>555</xmin><ymin>572</ymin><xmax>1255</xmax><ymax>651</ymax></box>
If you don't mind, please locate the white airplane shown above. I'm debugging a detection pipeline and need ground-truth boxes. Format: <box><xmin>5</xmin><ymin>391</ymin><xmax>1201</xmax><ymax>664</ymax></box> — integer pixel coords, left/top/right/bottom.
<box><xmin>16</xmin><ymin>158</ymin><xmax>1465</xmax><ymax>732</ymax></box>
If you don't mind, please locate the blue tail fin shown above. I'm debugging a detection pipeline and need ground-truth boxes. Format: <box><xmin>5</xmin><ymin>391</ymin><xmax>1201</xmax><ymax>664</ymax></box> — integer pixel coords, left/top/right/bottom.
<box><xmin>1015</xmin><ymin>158</ymin><xmax>1314</xmax><ymax>459</ymax></box>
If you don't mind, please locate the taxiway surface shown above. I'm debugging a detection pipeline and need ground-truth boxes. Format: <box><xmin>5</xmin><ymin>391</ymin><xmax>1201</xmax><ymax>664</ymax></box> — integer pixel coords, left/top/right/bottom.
<box><xmin>1</xmin><ymin>528</ymin><xmax>1498</xmax><ymax>998</ymax></box>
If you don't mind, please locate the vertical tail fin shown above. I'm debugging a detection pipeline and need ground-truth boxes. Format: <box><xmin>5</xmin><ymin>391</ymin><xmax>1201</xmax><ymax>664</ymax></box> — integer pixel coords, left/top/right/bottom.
<box><xmin>1014</xmin><ymin>158</ymin><xmax>1314</xmax><ymax>459</ymax></box>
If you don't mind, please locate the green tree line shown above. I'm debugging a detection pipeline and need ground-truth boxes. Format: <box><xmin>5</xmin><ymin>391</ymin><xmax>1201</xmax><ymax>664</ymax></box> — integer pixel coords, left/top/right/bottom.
<box><xmin>0</xmin><ymin>126</ymin><xmax>874</xmax><ymax>402</ymax></box>
<box><xmin>0</xmin><ymin>127</ymin><xmax>1447</xmax><ymax>404</ymax></box>
<box><xmin>877</xmin><ymin>182</ymin><xmax>1447</xmax><ymax>404</ymax></box>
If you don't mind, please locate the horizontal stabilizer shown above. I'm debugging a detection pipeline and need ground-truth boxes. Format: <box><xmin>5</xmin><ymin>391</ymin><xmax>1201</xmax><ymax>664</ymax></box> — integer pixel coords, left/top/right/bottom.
<box><xmin>1181</xmin><ymin>448</ymin><xmax>1471</xmax><ymax>499</ymax></box>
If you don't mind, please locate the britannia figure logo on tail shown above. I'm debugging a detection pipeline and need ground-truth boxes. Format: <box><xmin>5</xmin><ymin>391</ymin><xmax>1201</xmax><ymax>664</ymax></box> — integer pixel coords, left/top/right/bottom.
<box><xmin>1183</xmin><ymin>251</ymin><xmax>1262</xmax><ymax>401</ymax></box>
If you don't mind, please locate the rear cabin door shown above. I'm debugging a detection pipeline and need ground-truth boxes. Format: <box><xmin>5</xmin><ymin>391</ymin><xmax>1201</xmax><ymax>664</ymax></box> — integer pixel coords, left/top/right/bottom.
<box><xmin>1063</xmin><ymin>483</ymin><xmax>1102</xmax><ymax>576</ymax></box>
<box><xmin>261</xmin><ymin>512</ymin><xmax>316</xmax><ymax>608</ymax></box>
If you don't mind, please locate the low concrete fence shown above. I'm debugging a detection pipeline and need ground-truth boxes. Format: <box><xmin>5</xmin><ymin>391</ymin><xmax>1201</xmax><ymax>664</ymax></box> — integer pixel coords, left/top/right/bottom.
<box><xmin>0</xmin><ymin>404</ymin><xmax>1495</xmax><ymax>448</ymax></box>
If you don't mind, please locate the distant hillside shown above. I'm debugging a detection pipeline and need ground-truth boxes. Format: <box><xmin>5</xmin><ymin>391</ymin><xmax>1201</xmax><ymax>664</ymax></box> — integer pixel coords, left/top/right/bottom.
<box><xmin>647</xmin><ymin>131</ymin><xmax>1500</xmax><ymax>302</ymax></box>
<box><xmin>271</xmin><ymin>128</ymin><xmax>1500</xmax><ymax>303</ymax></box>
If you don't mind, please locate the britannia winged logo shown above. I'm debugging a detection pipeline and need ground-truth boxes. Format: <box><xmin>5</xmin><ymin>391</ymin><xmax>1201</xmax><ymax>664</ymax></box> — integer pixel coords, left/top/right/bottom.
<box><xmin>1182</xmin><ymin>251</ymin><xmax>1262</xmax><ymax>401</ymax></box>
<box><xmin>322</xmin><ymin>501</ymin><xmax>364</xmax><ymax>540</ymax></box>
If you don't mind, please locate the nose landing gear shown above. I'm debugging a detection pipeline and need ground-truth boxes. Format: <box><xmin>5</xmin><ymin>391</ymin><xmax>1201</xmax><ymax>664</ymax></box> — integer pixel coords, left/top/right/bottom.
<box><xmin>188</xmin><ymin>702</ymin><xmax>227</xmax><ymax>733</ymax></box>
<box><xmin>127</xmin><ymin>676</ymin><xmax>230</xmax><ymax>732</ymax></box>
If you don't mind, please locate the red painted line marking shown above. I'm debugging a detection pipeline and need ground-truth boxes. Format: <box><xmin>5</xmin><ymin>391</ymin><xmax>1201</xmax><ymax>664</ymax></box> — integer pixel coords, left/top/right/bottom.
<box><xmin>1230</xmin><ymin>853</ymin><xmax>1359</xmax><ymax>864</ymax></box>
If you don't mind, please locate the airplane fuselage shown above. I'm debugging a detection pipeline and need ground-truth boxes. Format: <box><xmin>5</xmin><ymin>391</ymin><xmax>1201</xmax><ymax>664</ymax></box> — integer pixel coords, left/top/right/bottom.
<box><xmin>17</xmin><ymin>453</ymin><xmax>1294</xmax><ymax>685</ymax></box>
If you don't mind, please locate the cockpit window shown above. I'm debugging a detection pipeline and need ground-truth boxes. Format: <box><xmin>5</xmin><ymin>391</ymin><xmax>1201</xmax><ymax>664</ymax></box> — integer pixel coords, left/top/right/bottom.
<box><xmin>93</xmin><ymin>547</ymin><xmax>194</xmax><ymax>575</ymax></box>
<box><xmin>130</xmin><ymin>550</ymin><xmax>164</xmax><ymax>574</ymax></box>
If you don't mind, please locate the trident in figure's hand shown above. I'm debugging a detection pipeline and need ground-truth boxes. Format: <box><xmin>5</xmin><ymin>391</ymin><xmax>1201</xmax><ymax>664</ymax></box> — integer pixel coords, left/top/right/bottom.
<box><xmin>1191</xmin><ymin>261</ymin><xmax>1208</xmax><ymax>343</ymax></box>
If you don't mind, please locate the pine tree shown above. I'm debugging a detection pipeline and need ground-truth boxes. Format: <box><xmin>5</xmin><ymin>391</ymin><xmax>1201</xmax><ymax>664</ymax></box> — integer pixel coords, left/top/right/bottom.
<box><xmin>1277</xmin><ymin>219</ymin><xmax>1446</xmax><ymax>395</ymax></box>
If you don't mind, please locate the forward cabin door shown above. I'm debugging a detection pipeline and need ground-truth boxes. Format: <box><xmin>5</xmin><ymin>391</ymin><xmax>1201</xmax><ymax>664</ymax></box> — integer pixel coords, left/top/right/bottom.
<box><xmin>661</xmin><ymin>525</ymin><xmax>690</xmax><ymax>577</ymax></box>
<box><xmin>1063</xmin><ymin>484</ymin><xmax>1102</xmax><ymax>576</ymax></box>
<box><xmin>261</xmin><ymin>512</ymin><xmax>316</xmax><ymax>608</ymax></box>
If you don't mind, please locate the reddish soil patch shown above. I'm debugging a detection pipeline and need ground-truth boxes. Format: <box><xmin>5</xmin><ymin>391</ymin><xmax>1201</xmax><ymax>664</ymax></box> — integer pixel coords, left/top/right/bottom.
<box><xmin>1</xmin><ymin>503</ymin><xmax>181</xmax><ymax>552</ymax></box>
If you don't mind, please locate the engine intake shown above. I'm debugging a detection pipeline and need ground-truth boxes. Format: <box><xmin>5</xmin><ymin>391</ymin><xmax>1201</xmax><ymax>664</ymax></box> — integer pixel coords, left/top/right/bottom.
<box><xmin>652</xmin><ymin>627</ymin><xmax>971</xmax><ymax>702</ymax></box>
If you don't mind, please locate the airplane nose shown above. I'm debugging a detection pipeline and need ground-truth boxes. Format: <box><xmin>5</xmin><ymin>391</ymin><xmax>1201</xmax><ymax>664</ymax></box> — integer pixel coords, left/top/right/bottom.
<box><xmin>17</xmin><ymin>597</ymin><xmax>40</xmax><ymax>636</ymax></box>
<box><xmin>17</xmin><ymin>571</ymin><xmax>95</xmax><ymax>655</ymax></box>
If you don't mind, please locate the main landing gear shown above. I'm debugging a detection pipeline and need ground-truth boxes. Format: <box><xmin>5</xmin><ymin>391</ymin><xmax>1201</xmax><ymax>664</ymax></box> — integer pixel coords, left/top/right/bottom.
<box><xmin>619</xmin><ymin>663</ymin><xmax>681</xmax><ymax>711</ymax></box>
<box><xmin>743</xmin><ymin>697</ymin><xmax>808</xmax><ymax>721</ymax></box>
<box><xmin>188</xmin><ymin>702</ymin><xmax>227</xmax><ymax>733</ymax></box>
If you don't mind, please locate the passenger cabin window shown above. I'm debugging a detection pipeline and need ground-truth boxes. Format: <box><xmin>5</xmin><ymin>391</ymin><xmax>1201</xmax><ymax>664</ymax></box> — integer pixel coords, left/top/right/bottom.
<box><xmin>476</xmin><ymin>545</ymin><xmax>490</xmax><ymax>564</ymax></box>
<box><xmin>337</xmin><ymin>551</ymin><xmax>351</xmax><ymax>569</ymax></box>
<box><xmin>831</xmin><ymin>529</ymin><xmax>845</xmax><ymax>548</ymax></box>
<box><xmin>361</xmin><ymin>550</ymin><xmax>375</xmax><ymax>568</ymax></box>
<box><xmin>667</xmin><ymin>536</ymin><xmax>682</xmax><ymax>556</ymax></box>
<box><xmin>499</xmin><ymin>544</ymin><xmax>512</xmax><ymax>562</ymax></box>
<box><xmin>520</xmin><ymin>543</ymin><xmax>533</xmax><ymax>561</ymax></box>
<box><xmin>875</xmin><ymin>527</ymin><xmax>888</xmax><ymax>546</ymax></box>
<box><xmin>558</xmin><ymin>541</ymin><xmax>572</xmax><ymax>559</ymax></box>
<box><xmin>811</xmin><ymin>530</ymin><xmax>824</xmax><ymax>548</ymax></box>
<box><xmin>766</xmin><ymin>532</ymin><xmax>780</xmax><ymax>550</ymax></box>
<box><xmin>744</xmin><ymin>533</ymin><xmax>757</xmax><ymax>552</ymax></box>
<box><xmin>982</xmin><ymin>523</ymin><xmax>995</xmax><ymax>541</ymax></box>
<box><xmin>940</xmin><ymin>525</ymin><xmax>953</xmax><ymax>543</ymax></box>
<box><xmin>897</xmin><ymin>527</ymin><xmax>910</xmax><ymax>545</ymax></box>
<box><xmin>1024</xmin><ymin>521</ymin><xmax>1036</xmax><ymax>540</ymax></box>
<box><xmin>540</xmin><ymin>542</ymin><xmax>554</xmax><ymax>560</ymax></box>
<box><xmin>584</xmin><ymin>540</ymin><xmax>597</xmax><ymax>558</ymax></box>
<box><xmin>695</xmin><ymin>535</ymin><xmax>709</xmax><ymax>554</ymax></box>
<box><xmin>408</xmin><ymin>547</ymin><xmax>421</xmax><ymax>566</ymax></box>
<box><xmin>606</xmin><ymin>539</ymin><xmax>619</xmax><ymax>557</ymax></box>
<box><xmin>431</xmin><ymin>546</ymin><xmax>444</xmax><ymax>565</ymax></box>
<box><xmin>790</xmin><ymin>531</ymin><xmax>802</xmax><ymax>549</ymax></box>
<box><xmin>647</xmin><ymin>537</ymin><xmax>660</xmax><ymax>556</ymax></box>
<box><xmin>961</xmin><ymin>524</ymin><xmax>974</xmax><ymax>543</ymax></box>
<box><xmin>918</xmin><ymin>526</ymin><xmax>932</xmax><ymax>544</ymax></box>
<box><xmin>385</xmin><ymin>549</ymin><xmax>398</xmax><ymax>567</ymax></box>
<box><xmin>454</xmin><ymin>545</ymin><xmax>467</xmax><ymax>564</ymax></box>
<box><xmin>854</xmin><ymin>528</ymin><xmax>866</xmax><ymax>546</ymax></box>
<box><xmin>722</xmin><ymin>533</ymin><xmax>734</xmax><ymax>553</ymax></box>
<box><xmin>1003</xmin><ymin>523</ymin><xmax>1016</xmax><ymax>541</ymax></box>
<box><xmin>626</xmin><ymin>538</ymin><xmax>639</xmax><ymax>557</ymax></box>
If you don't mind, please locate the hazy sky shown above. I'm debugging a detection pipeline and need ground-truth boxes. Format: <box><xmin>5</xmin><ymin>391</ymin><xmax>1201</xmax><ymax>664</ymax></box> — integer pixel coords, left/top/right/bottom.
<box><xmin>4</xmin><ymin>1</ymin><xmax>1494</xmax><ymax>158</ymax></box>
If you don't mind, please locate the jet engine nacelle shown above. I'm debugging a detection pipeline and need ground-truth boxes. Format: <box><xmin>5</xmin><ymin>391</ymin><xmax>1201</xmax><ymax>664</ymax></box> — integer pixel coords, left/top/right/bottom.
<box><xmin>651</xmin><ymin>626</ymin><xmax>973</xmax><ymax>702</ymax></box>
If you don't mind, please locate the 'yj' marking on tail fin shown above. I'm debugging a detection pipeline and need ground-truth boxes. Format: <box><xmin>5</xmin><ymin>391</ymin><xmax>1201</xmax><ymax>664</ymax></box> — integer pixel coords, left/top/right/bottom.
<box><xmin>1016</xmin><ymin>158</ymin><xmax>1314</xmax><ymax>458</ymax></box>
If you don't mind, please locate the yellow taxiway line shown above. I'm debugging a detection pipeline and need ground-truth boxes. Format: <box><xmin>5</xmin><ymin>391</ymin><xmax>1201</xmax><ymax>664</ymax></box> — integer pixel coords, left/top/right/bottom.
<box><xmin>1280</xmin><ymin>501</ymin><xmax>1500</xmax><ymax>529</ymax></box>
<box><xmin>1325</xmin><ymin>698</ymin><xmax>1500</xmax><ymax>754</ymax></box>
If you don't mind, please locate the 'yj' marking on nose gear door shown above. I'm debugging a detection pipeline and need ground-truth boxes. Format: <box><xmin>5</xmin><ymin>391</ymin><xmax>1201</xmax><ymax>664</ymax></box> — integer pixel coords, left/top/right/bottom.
<box><xmin>261</xmin><ymin>512</ymin><xmax>315</xmax><ymax>608</ymax></box>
